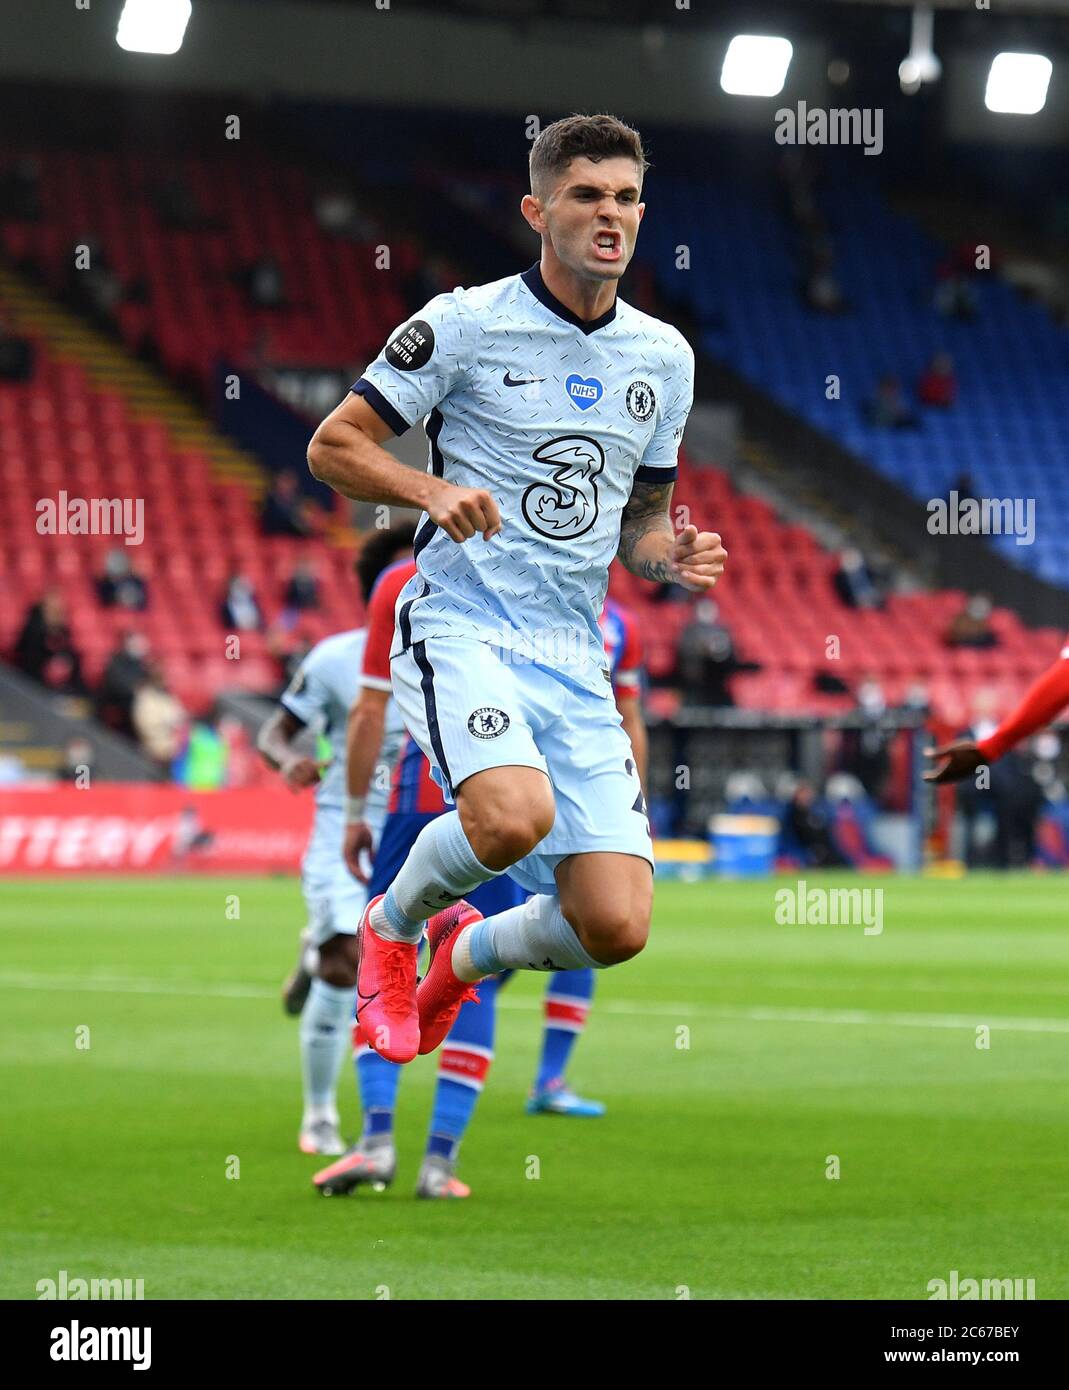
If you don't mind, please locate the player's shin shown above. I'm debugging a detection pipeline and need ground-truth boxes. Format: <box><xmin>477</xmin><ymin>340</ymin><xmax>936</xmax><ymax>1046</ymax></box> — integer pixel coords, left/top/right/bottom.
<box><xmin>299</xmin><ymin>979</ymin><xmax>357</xmax><ymax>1146</ymax></box>
<box><xmin>371</xmin><ymin>810</ymin><xmax>502</xmax><ymax>944</ymax></box>
<box><xmin>536</xmin><ymin>969</ymin><xmax>594</xmax><ymax>1088</ymax></box>
<box><xmin>353</xmin><ymin>1034</ymin><xmax>402</xmax><ymax>1145</ymax></box>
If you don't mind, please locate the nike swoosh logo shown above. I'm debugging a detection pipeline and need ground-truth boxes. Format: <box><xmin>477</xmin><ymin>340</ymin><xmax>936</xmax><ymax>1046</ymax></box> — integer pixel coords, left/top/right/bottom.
<box><xmin>355</xmin><ymin>988</ymin><xmax>379</xmax><ymax>1015</ymax></box>
<box><xmin>503</xmin><ymin>371</ymin><xmax>546</xmax><ymax>387</ymax></box>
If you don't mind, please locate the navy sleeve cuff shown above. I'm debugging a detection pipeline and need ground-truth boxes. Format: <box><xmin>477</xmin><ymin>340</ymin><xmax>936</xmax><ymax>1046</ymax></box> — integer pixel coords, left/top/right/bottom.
<box><xmin>350</xmin><ymin>378</ymin><xmax>412</xmax><ymax>436</ymax></box>
<box><xmin>278</xmin><ymin>698</ymin><xmax>308</xmax><ymax>728</ymax></box>
<box><xmin>634</xmin><ymin>464</ymin><xmax>678</xmax><ymax>484</ymax></box>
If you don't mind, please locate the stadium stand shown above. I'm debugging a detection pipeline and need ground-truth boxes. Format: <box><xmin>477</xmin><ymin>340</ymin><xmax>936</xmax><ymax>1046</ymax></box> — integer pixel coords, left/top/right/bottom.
<box><xmin>1</xmin><ymin>143</ymin><xmax>1063</xmax><ymax>736</ymax></box>
<box><xmin>641</xmin><ymin>171</ymin><xmax>1069</xmax><ymax>587</ymax></box>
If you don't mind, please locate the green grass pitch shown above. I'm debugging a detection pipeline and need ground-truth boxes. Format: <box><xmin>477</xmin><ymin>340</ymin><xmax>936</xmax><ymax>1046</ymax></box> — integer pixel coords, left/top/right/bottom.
<box><xmin>2</xmin><ymin>873</ymin><xmax>1067</xmax><ymax>1300</ymax></box>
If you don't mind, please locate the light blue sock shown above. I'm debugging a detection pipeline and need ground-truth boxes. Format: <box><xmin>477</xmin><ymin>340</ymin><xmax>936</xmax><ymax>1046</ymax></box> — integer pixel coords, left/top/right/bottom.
<box><xmin>467</xmin><ymin>894</ymin><xmax>602</xmax><ymax>975</ymax></box>
<box><xmin>300</xmin><ymin>979</ymin><xmax>357</xmax><ymax>1112</ymax></box>
<box><xmin>375</xmin><ymin>811</ymin><xmax>501</xmax><ymax>944</ymax></box>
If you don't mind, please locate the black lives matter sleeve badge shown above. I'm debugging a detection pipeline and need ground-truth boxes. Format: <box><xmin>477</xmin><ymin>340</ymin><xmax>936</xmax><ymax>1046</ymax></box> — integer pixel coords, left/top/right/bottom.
<box><xmin>386</xmin><ymin>320</ymin><xmax>435</xmax><ymax>371</ymax></box>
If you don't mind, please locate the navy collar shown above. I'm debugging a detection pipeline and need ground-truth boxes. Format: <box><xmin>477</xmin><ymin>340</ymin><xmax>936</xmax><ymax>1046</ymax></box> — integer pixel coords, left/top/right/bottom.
<box><xmin>520</xmin><ymin>262</ymin><xmax>618</xmax><ymax>335</ymax></box>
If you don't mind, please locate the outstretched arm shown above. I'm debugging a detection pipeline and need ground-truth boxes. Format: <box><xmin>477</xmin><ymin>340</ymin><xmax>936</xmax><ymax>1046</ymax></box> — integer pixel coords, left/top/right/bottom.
<box><xmin>616</xmin><ymin>478</ymin><xmax>727</xmax><ymax>591</ymax></box>
<box><xmin>925</xmin><ymin>653</ymin><xmax>1069</xmax><ymax>783</ymax></box>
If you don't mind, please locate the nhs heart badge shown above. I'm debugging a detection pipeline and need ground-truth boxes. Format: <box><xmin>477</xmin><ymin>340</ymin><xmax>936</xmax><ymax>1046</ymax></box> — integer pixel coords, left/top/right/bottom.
<box><xmin>565</xmin><ymin>374</ymin><xmax>603</xmax><ymax>411</ymax></box>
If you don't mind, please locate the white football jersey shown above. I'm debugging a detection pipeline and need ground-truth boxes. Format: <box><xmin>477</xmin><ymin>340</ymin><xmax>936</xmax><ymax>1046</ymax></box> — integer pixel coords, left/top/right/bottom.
<box><xmin>280</xmin><ymin>628</ymin><xmax>404</xmax><ymax>829</ymax></box>
<box><xmin>352</xmin><ymin>264</ymin><xmax>693</xmax><ymax>696</ymax></box>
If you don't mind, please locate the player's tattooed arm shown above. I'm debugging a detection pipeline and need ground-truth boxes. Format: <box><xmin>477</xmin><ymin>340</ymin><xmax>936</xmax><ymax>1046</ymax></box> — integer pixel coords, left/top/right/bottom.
<box><xmin>617</xmin><ymin>478</ymin><xmax>728</xmax><ymax>591</ymax></box>
<box><xmin>616</xmin><ymin>479</ymin><xmax>677</xmax><ymax>583</ymax></box>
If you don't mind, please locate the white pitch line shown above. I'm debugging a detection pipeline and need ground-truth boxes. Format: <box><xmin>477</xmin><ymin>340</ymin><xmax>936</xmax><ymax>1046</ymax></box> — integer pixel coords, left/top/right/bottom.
<box><xmin>1</xmin><ymin>972</ymin><xmax>1068</xmax><ymax>1035</ymax></box>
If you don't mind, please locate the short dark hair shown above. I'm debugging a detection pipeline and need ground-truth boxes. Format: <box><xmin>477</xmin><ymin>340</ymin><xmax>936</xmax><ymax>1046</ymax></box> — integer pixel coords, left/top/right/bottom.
<box><xmin>354</xmin><ymin>521</ymin><xmax>417</xmax><ymax>603</ymax></box>
<box><xmin>529</xmin><ymin>113</ymin><xmax>649</xmax><ymax>201</ymax></box>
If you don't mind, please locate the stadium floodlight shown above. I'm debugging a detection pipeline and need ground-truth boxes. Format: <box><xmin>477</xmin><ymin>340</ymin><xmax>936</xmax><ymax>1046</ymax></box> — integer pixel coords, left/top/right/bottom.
<box><xmin>899</xmin><ymin>5</ymin><xmax>941</xmax><ymax>95</ymax></box>
<box><xmin>116</xmin><ymin>0</ymin><xmax>193</xmax><ymax>55</ymax></box>
<box><xmin>984</xmin><ymin>52</ymin><xmax>1052</xmax><ymax>115</ymax></box>
<box><xmin>720</xmin><ymin>35</ymin><xmax>794</xmax><ymax>98</ymax></box>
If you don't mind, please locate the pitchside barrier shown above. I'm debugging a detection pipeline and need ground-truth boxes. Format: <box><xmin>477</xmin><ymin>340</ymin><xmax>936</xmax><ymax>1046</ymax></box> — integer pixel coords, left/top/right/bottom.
<box><xmin>647</xmin><ymin>708</ymin><xmax>929</xmax><ymax>872</ymax></box>
<box><xmin>0</xmin><ymin>784</ymin><xmax>314</xmax><ymax>874</ymax></box>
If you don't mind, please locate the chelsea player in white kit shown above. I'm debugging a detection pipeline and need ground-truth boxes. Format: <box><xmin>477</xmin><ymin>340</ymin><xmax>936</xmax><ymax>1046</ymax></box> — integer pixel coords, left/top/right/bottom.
<box><xmin>257</xmin><ymin>527</ymin><xmax>414</xmax><ymax>1152</ymax></box>
<box><xmin>308</xmin><ymin>114</ymin><xmax>727</xmax><ymax>1064</ymax></box>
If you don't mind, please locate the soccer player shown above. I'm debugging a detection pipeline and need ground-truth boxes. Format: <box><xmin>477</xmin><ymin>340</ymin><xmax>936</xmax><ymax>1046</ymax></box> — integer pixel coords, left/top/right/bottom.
<box><xmin>925</xmin><ymin>638</ymin><xmax>1069</xmax><ymax>783</ymax></box>
<box><xmin>307</xmin><ymin>113</ymin><xmax>726</xmax><ymax>1067</ymax></box>
<box><xmin>312</xmin><ymin>585</ymin><xmax>647</xmax><ymax>1198</ymax></box>
<box><xmin>256</xmin><ymin>524</ymin><xmax>414</xmax><ymax>1154</ymax></box>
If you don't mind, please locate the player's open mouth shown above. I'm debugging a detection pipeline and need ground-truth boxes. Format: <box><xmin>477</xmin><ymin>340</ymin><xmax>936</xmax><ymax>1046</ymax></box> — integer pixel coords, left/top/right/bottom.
<box><xmin>592</xmin><ymin>231</ymin><xmax>622</xmax><ymax>261</ymax></box>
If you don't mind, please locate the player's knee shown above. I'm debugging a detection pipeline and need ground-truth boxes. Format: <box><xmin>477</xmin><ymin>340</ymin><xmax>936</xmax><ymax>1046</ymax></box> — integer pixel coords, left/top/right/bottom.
<box><xmin>460</xmin><ymin>787</ymin><xmax>555</xmax><ymax>869</ymax></box>
<box><xmin>317</xmin><ymin>934</ymin><xmax>359</xmax><ymax>989</ymax></box>
<box><xmin>486</xmin><ymin>810</ymin><xmax>554</xmax><ymax>867</ymax></box>
<box><xmin>573</xmin><ymin>906</ymin><xmax>650</xmax><ymax>966</ymax></box>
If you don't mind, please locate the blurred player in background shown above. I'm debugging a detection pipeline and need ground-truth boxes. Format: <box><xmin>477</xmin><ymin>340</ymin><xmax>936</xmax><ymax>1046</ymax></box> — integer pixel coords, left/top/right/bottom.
<box><xmin>256</xmin><ymin>524</ymin><xmax>415</xmax><ymax>1155</ymax></box>
<box><xmin>314</xmin><ymin>560</ymin><xmax>648</xmax><ymax>1198</ymax></box>
<box><xmin>925</xmin><ymin>636</ymin><xmax>1069</xmax><ymax>783</ymax></box>
<box><xmin>308</xmin><ymin>113</ymin><xmax>726</xmax><ymax>1072</ymax></box>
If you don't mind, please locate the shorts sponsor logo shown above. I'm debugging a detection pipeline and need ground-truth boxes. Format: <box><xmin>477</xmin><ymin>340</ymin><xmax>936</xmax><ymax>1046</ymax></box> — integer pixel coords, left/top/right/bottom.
<box><xmin>385</xmin><ymin>319</ymin><xmax>434</xmax><ymax>371</ymax></box>
<box><xmin>565</xmin><ymin>373</ymin><xmax>603</xmax><ymax>410</ymax></box>
<box><xmin>467</xmin><ymin>708</ymin><xmax>510</xmax><ymax>739</ymax></box>
<box><xmin>626</xmin><ymin>380</ymin><xmax>656</xmax><ymax>422</ymax></box>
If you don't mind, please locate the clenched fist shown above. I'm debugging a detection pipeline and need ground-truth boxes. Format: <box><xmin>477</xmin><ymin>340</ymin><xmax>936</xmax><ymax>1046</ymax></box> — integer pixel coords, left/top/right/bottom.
<box><xmin>427</xmin><ymin>482</ymin><xmax>502</xmax><ymax>543</ymax></box>
<box><xmin>670</xmin><ymin>524</ymin><xmax>728</xmax><ymax>592</ymax></box>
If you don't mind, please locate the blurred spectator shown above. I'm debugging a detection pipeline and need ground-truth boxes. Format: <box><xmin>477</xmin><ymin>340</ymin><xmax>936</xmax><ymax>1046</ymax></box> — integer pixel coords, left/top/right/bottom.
<box><xmin>272</xmin><ymin>632</ymin><xmax>314</xmax><ymax>696</ymax></box>
<box><xmin>833</xmin><ymin>547</ymin><xmax>883</xmax><ymax>610</ymax></box>
<box><xmin>221</xmin><ymin>570</ymin><xmax>263</xmax><ymax>632</ymax></box>
<box><xmin>918</xmin><ymin>351</ymin><xmax>957</xmax><ymax>408</ymax></box>
<box><xmin>955</xmin><ymin>693</ymin><xmax>1043</xmax><ymax>868</ymax></box>
<box><xmin>784</xmin><ymin>781</ymin><xmax>849</xmax><ymax>868</ymax></box>
<box><xmin>951</xmin><ymin>470</ymin><xmax>977</xmax><ymax>500</ymax></box>
<box><xmin>260</xmin><ymin>469</ymin><xmax>310</xmax><ymax>538</ymax></box>
<box><xmin>132</xmin><ymin>667</ymin><xmax>187</xmax><ymax>772</ymax></box>
<box><xmin>283</xmin><ymin>558</ymin><xmax>320</xmax><ymax>613</ymax></box>
<box><xmin>650</xmin><ymin>576</ymin><xmax>692</xmax><ymax>604</ymax></box>
<box><xmin>803</xmin><ymin>240</ymin><xmax>848</xmax><ymax>315</ymax></box>
<box><xmin>901</xmin><ymin>681</ymin><xmax>932</xmax><ymax>718</ymax></box>
<box><xmin>841</xmin><ymin>676</ymin><xmax>892</xmax><ymax>798</ymax></box>
<box><xmin>934</xmin><ymin>243</ymin><xmax>980</xmax><ymax>321</ymax></box>
<box><xmin>945</xmin><ymin>594</ymin><xmax>999</xmax><ymax>650</ymax></box>
<box><xmin>0</xmin><ymin>308</ymin><xmax>34</xmax><ymax>383</ymax></box>
<box><xmin>153</xmin><ymin>172</ymin><xmax>217</xmax><ymax>232</ymax></box>
<box><xmin>218</xmin><ymin>716</ymin><xmax>261</xmax><ymax>788</ymax></box>
<box><xmin>96</xmin><ymin>547</ymin><xmax>149</xmax><ymax>611</ymax></box>
<box><xmin>313</xmin><ymin>181</ymin><xmax>377</xmax><ymax>241</ymax></box>
<box><xmin>239</xmin><ymin>255</ymin><xmax>287</xmax><ymax>309</ymax></box>
<box><xmin>174</xmin><ymin>722</ymin><xmax>228</xmax><ymax>790</ymax></box>
<box><xmin>97</xmin><ymin>631</ymin><xmax>151</xmax><ymax>732</ymax></box>
<box><xmin>14</xmin><ymin>589</ymin><xmax>85</xmax><ymax>694</ymax></box>
<box><xmin>402</xmin><ymin>254</ymin><xmax>459</xmax><ymax>308</ymax></box>
<box><xmin>866</xmin><ymin>375</ymin><xmax>917</xmax><ymax>429</ymax></box>
<box><xmin>58</xmin><ymin>736</ymin><xmax>96</xmax><ymax>784</ymax></box>
<box><xmin>0</xmin><ymin>155</ymin><xmax>41</xmax><ymax>220</ymax></box>
<box><xmin>675</xmin><ymin>599</ymin><xmax>756</xmax><ymax>708</ymax></box>
<box><xmin>65</xmin><ymin>233</ymin><xmax>124</xmax><ymax>326</ymax></box>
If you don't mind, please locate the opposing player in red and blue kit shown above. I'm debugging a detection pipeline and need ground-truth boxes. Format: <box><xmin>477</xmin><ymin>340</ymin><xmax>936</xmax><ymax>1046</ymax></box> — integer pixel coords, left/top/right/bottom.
<box><xmin>312</xmin><ymin>556</ymin><xmax>648</xmax><ymax>1198</ymax></box>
